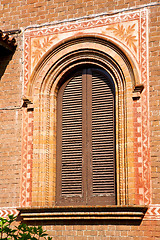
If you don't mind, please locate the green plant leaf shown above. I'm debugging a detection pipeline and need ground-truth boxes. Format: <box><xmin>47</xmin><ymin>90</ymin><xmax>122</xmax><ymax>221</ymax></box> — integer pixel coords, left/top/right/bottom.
<box><xmin>0</xmin><ymin>215</ymin><xmax>52</xmax><ymax>240</ymax></box>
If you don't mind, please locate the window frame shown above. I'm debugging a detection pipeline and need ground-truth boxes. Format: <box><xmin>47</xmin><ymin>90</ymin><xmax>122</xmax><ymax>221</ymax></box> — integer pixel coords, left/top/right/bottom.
<box><xmin>21</xmin><ymin>36</ymin><xmax>147</xmax><ymax>212</ymax></box>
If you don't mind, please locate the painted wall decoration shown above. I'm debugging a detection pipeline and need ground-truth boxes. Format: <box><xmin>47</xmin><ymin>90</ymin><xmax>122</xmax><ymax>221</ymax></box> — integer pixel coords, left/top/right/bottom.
<box><xmin>24</xmin><ymin>11</ymin><xmax>142</xmax><ymax>83</ymax></box>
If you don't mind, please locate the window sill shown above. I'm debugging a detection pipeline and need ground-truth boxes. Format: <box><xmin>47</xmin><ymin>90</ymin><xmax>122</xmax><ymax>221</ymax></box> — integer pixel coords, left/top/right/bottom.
<box><xmin>19</xmin><ymin>205</ymin><xmax>148</xmax><ymax>221</ymax></box>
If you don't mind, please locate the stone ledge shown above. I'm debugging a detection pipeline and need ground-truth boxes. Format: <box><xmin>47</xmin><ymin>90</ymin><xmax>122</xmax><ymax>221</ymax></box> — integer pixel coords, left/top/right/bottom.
<box><xmin>19</xmin><ymin>206</ymin><xmax>148</xmax><ymax>221</ymax></box>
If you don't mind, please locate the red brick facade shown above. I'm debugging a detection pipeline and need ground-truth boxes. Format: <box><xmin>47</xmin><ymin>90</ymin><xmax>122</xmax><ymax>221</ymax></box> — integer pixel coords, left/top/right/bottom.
<box><xmin>0</xmin><ymin>0</ymin><xmax>160</xmax><ymax>239</ymax></box>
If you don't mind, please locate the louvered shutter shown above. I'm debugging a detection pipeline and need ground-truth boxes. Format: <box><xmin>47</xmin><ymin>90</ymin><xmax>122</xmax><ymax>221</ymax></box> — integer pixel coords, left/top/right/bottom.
<box><xmin>87</xmin><ymin>69</ymin><xmax>116</xmax><ymax>205</ymax></box>
<box><xmin>56</xmin><ymin>67</ymin><xmax>116</xmax><ymax>206</ymax></box>
<box><xmin>56</xmin><ymin>72</ymin><xmax>86</xmax><ymax>205</ymax></box>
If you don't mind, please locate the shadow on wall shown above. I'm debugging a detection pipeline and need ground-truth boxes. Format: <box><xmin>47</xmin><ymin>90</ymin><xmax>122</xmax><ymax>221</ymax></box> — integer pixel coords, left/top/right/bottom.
<box><xmin>0</xmin><ymin>48</ymin><xmax>15</xmax><ymax>81</ymax></box>
<box><xmin>21</xmin><ymin>219</ymin><xmax>143</xmax><ymax>226</ymax></box>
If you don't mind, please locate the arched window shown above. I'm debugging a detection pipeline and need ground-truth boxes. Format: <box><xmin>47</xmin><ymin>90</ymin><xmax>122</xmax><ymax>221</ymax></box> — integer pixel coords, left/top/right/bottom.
<box><xmin>20</xmin><ymin>32</ymin><xmax>148</xmax><ymax>220</ymax></box>
<box><xmin>56</xmin><ymin>67</ymin><xmax>116</xmax><ymax>206</ymax></box>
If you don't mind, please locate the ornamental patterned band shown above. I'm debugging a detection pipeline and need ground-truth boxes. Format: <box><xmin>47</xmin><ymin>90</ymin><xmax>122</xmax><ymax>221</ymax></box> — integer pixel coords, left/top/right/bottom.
<box><xmin>19</xmin><ymin>8</ymin><xmax>155</xmax><ymax>219</ymax></box>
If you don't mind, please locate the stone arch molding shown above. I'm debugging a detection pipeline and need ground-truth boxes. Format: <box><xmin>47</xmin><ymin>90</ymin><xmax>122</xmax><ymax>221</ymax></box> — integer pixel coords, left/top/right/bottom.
<box><xmin>27</xmin><ymin>34</ymin><xmax>141</xmax><ymax>98</ymax></box>
<box><xmin>26</xmin><ymin>35</ymin><xmax>143</xmax><ymax>207</ymax></box>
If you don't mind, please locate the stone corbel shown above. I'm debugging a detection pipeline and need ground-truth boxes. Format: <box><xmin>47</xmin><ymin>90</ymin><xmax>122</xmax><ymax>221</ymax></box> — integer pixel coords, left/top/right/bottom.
<box><xmin>22</xmin><ymin>96</ymin><xmax>34</xmax><ymax>111</ymax></box>
<box><xmin>0</xmin><ymin>30</ymin><xmax>17</xmax><ymax>54</ymax></box>
<box><xmin>132</xmin><ymin>84</ymin><xmax>144</xmax><ymax>100</ymax></box>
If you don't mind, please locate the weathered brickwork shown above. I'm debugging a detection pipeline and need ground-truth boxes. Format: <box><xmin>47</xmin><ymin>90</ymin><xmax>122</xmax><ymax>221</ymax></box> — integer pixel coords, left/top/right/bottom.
<box><xmin>149</xmin><ymin>5</ymin><xmax>160</xmax><ymax>205</ymax></box>
<box><xmin>42</xmin><ymin>220</ymin><xmax>160</xmax><ymax>240</ymax></box>
<box><xmin>0</xmin><ymin>34</ymin><xmax>23</xmax><ymax>208</ymax></box>
<box><xmin>0</xmin><ymin>0</ymin><xmax>160</xmax><ymax>239</ymax></box>
<box><xmin>0</xmin><ymin>0</ymin><xmax>159</xmax><ymax>30</ymax></box>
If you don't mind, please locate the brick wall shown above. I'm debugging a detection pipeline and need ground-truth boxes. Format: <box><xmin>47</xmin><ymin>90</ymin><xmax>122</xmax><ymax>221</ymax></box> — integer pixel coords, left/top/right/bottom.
<box><xmin>0</xmin><ymin>0</ymin><xmax>160</xmax><ymax>239</ymax></box>
<box><xmin>149</xmin><ymin>5</ymin><xmax>160</xmax><ymax>204</ymax></box>
<box><xmin>0</xmin><ymin>0</ymin><xmax>159</xmax><ymax>30</ymax></box>
<box><xmin>0</xmin><ymin>35</ymin><xmax>22</xmax><ymax>207</ymax></box>
<box><xmin>43</xmin><ymin>220</ymin><xmax>160</xmax><ymax>240</ymax></box>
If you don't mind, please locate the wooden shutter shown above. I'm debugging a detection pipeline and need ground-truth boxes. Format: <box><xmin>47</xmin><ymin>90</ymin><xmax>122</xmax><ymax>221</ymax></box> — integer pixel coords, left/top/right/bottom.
<box><xmin>56</xmin><ymin>67</ymin><xmax>116</xmax><ymax>206</ymax></box>
<box><xmin>62</xmin><ymin>75</ymin><xmax>82</xmax><ymax>196</ymax></box>
<box><xmin>56</xmin><ymin>72</ymin><xmax>86</xmax><ymax>206</ymax></box>
<box><xmin>87</xmin><ymin>69</ymin><xmax>116</xmax><ymax>205</ymax></box>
